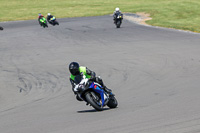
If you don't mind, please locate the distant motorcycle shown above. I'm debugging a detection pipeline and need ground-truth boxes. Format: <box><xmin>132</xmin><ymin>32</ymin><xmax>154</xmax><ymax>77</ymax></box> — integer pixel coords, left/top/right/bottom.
<box><xmin>40</xmin><ymin>17</ymin><xmax>48</xmax><ymax>28</ymax></box>
<box><xmin>0</xmin><ymin>26</ymin><xmax>3</xmax><ymax>30</ymax></box>
<box><xmin>114</xmin><ymin>13</ymin><xmax>123</xmax><ymax>28</ymax></box>
<box><xmin>48</xmin><ymin>16</ymin><xmax>59</xmax><ymax>26</ymax></box>
<box><xmin>74</xmin><ymin>74</ymin><xmax>118</xmax><ymax>111</ymax></box>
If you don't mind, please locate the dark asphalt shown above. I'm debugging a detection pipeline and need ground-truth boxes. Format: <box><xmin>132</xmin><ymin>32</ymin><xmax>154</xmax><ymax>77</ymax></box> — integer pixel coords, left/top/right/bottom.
<box><xmin>0</xmin><ymin>15</ymin><xmax>200</xmax><ymax>133</ymax></box>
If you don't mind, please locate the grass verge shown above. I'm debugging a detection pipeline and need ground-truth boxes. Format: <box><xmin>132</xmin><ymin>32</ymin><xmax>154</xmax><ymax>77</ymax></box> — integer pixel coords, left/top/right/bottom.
<box><xmin>0</xmin><ymin>0</ymin><xmax>200</xmax><ymax>32</ymax></box>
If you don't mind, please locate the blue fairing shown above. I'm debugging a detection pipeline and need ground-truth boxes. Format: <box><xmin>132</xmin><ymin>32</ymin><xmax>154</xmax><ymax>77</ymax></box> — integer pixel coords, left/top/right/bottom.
<box><xmin>89</xmin><ymin>83</ymin><xmax>105</xmax><ymax>106</ymax></box>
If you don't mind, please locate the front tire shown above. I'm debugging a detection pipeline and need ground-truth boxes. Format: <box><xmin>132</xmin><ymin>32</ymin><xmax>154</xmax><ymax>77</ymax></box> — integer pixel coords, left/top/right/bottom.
<box><xmin>0</xmin><ymin>26</ymin><xmax>3</xmax><ymax>30</ymax></box>
<box><xmin>107</xmin><ymin>96</ymin><xmax>118</xmax><ymax>108</ymax></box>
<box><xmin>85</xmin><ymin>92</ymin><xmax>103</xmax><ymax>111</ymax></box>
<box><xmin>116</xmin><ymin>20</ymin><xmax>121</xmax><ymax>28</ymax></box>
<box><xmin>54</xmin><ymin>21</ymin><xmax>59</xmax><ymax>25</ymax></box>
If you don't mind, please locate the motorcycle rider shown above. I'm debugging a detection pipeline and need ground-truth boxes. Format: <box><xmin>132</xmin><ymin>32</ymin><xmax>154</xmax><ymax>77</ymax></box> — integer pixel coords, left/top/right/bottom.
<box><xmin>47</xmin><ymin>13</ymin><xmax>54</xmax><ymax>24</ymax></box>
<box><xmin>38</xmin><ymin>13</ymin><xmax>45</xmax><ymax>26</ymax></box>
<box><xmin>69</xmin><ymin>62</ymin><xmax>112</xmax><ymax>101</ymax></box>
<box><xmin>113</xmin><ymin>7</ymin><xmax>123</xmax><ymax>24</ymax></box>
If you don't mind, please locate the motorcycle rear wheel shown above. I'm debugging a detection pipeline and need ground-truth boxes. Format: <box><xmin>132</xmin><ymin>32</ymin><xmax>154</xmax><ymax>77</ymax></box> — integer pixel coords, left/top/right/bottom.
<box><xmin>85</xmin><ymin>92</ymin><xmax>103</xmax><ymax>111</ymax></box>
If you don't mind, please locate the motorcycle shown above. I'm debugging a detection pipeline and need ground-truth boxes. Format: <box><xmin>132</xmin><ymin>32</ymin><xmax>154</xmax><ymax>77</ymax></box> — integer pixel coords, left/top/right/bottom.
<box><xmin>40</xmin><ymin>17</ymin><xmax>48</xmax><ymax>28</ymax></box>
<box><xmin>74</xmin><ymin>74</ymin><xmax>118</xmax><ymax>111</ymax></box>
<box><xmin>48</xmin><ymin>16</ymin><xmax>59</xmax><ymax>26</ymax></box>
<box><xmin>114</xmin><ymin>13</ymin><xmax>123</xmax><ymax>28</ymax></box>
<box><xmin>0</xmin><ymin>26</ymin><xmax>3</xmax><ymax>30</ymax></box>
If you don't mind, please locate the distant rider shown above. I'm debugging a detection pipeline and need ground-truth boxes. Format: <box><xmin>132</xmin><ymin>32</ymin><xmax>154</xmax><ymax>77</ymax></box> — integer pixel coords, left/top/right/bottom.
<box><xmin>113</xmin><ymin>7</ymin><xmax>123</xmax><ymax>24</ymax></box>
<box><xmin>47</xmin><ymin>13</ymin><xmax>54</xmax><ymax>24</ymax></box>
<box><xmin>38</xmin><ymin>13</ymin><xmax>44</xmax><ymax>26</ymax></box>
<box><xmin>69</xmin><ymin>62</ymin><xmax>112</xmax><ymax>101</ymax></box>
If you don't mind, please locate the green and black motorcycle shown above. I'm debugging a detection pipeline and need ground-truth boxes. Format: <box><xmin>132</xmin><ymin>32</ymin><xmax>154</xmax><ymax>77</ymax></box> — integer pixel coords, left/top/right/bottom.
<box><xmin>40</xmin><ymin>17</ymin><xmax>48</xmax><ymax>28</ymax></box>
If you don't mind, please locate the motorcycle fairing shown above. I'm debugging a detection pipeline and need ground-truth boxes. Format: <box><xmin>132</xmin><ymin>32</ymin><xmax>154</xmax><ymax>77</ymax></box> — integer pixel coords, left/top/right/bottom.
<box><xmin>50</xmin><ymin>17</ymin><xmax>56</xmax><ymax>21</ymax></box>
<box><xmin>89</xmin><ymin>82</ymin><xmax>106</xmax><ymax>106</ymax></box>
<box><xmin>40</xmin><ymin>17</ymin><xmax>46</xmax><ymax>23</ymax></box>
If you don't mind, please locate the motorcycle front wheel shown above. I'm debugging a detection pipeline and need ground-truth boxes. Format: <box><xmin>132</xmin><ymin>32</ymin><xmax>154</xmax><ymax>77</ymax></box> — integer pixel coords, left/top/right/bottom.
<box><xmin>85</xmin><ymin>92</ymin><xmax>103</xmax><ymax>111</ymax></box>
<box><xmin>116</xmin><ymin>20</ymin><xmax>121</xmax><ymax>28</ymax></box>
<box><xmin>43</xmin><ymin>23</ymin><xmax>48</xmax><ymax>28</ymax></box>
<box><xmin>107</xmin><ymin>96</ymin><xmax>118</xmax><ymax>108</ymax></box>
<box><xmin>54</xmin><ymin>21</ymin><xmax>59</xmax><ymax>25</ymax></box>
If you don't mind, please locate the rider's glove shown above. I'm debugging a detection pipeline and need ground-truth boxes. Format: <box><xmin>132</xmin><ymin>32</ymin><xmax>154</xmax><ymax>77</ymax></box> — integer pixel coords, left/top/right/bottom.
<box><xmin>89</xmin><ymin>76</ymin><xmax>95</xmax><ymax>81</ymax></box>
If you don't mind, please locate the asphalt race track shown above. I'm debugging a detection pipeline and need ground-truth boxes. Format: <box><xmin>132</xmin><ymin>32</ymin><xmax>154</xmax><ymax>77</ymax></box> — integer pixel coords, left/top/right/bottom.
<box><xmin>1</xmin><ymin>15</ymin><xmax>200</xmax><ymax>133</ymax></box>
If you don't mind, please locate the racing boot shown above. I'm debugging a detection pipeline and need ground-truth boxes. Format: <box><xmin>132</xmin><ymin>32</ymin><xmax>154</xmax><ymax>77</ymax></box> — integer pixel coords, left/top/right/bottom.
<box><xmin>102</xmin><ymin>86</ymin><xmax>112</xmax><ymax>93</ymax></box>
<box><xmin>74</xmin><ymin>90</ymin><xmax>83</xmax><ymax>101</ymax></box>
<box><xmin>96</xmin><ymin>76</ymin><xmax>112</xmax><ymax>94</ymax></box>
<box><xmin>76</xmin><ymin>94</ymin><xmax>83</xmax><ymax>101</ymax></box>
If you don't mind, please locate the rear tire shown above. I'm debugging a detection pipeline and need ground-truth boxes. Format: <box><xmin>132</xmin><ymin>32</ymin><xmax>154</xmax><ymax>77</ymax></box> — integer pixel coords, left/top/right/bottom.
<box><xmin>107</xmin><ymin>96</ymin><xmax>118</xmax><ymax>108</ymax></box>
<box><xmin>0</xmin><ymin>26</ymin><xmax>3</xmax><ymax>30</ymax></box>
<box><xmin>85</xmin><ymin>92</ymin><xmax>103</xmax><ymax>111</ymax></box>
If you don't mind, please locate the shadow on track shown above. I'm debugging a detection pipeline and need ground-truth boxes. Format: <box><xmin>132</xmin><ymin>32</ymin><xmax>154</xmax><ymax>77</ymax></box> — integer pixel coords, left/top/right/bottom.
<box><xmin>77</xmin><ymin>108</ymin><xmax>110</xmax><ymax>113</ymax></box>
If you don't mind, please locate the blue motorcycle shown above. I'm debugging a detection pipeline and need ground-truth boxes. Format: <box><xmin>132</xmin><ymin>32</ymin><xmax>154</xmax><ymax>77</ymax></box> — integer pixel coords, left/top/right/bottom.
<box><xmin>74</xmin><ymin>74</ymin><xmax>118</xmax><ymax>111</ymax></box>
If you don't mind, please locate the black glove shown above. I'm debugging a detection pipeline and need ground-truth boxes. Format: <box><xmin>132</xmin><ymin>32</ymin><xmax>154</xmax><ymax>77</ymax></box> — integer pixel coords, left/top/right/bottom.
<box><xmin>89</xmin><ymin>75</ymin><xmax>96</xmax><ymax>80</ymax></box>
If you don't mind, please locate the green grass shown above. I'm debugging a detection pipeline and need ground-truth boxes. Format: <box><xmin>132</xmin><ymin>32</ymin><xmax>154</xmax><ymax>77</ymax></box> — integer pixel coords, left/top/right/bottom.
<box><xmin>1</xmin><ymin>0</ymin><xmax>200</xmax><ymax>32</ymax></box>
